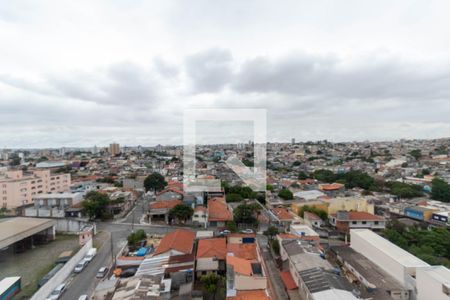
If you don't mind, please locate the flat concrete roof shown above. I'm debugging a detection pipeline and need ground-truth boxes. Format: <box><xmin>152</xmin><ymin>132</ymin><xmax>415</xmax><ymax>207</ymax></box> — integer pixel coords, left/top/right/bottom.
<box><xmin>350</xmin><ymin>229</ymin><xmax>429</xmax><ymax>268</ymax></box>
<box><xmin>0</xmin><ymin>217</ymin><xmax>56</xmax><ymax>249</ymax></box>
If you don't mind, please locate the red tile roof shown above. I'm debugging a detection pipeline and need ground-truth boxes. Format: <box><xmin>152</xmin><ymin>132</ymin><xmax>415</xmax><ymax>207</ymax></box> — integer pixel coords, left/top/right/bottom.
<box><xmin>227</xmin><ymin>243</ymin><xmax>257</xmax><ymax>260</ymax></box>
<box><xmin>194</xmin><ymin>205</ymin><xmax>207</xmax><ymax>212</ymax></box>
<box><xmin>208</xmin><ymin>197</ymin><xmax>233</xmax><ymax>222</ymax></box>
<box><xmin>228</xmin><ymin>290</ymin><xmax>269</xmax><ymax>300</ymax></box>
<box><xmin>304</xmin><ymin>211</ymin><xmax>321</xmax><ymax>221</ymax></box>
<box><xmin>271</xmin><ymin>207</ymin><xmax>296</xmax><ymax>221</ymax></box>
<box><xmin>280</xmin><ymin>270</ymin><xmax>298</xmax><ymax>290</ymax></box>
<box><xmin>154</xmin><ymin>229</ymin><xmax>195</xmax><ymax>256</ymax></box>
<box><xmin>226</xmin><ymin>255</ymin><xmax>253</xmax><ymax>276</ymax></box>
<box><xmin>197</xmin><ymin>238</ymin><xmax>227</xmax><ymax>259</ymax></box>
<box><xmin>320</xmin><ymin>183</ymin><xmax>345</xmax><ymax>191</ymax></box>
<box><xmin>156</xmin><ymin>187</ymin><xmax>184</xmax><ymax>196</ymax></box>
<box><xmin>149</xmin><ymin>199</ymin><xmax>182</xmax><ymax>210</ymax></box>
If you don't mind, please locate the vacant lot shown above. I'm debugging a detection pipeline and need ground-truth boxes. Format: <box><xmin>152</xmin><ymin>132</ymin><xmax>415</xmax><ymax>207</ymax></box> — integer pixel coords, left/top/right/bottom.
<box><xmin>0</xmin><ymin>234</ymin><xmax>80</xmax><ymax>299</ymax></box>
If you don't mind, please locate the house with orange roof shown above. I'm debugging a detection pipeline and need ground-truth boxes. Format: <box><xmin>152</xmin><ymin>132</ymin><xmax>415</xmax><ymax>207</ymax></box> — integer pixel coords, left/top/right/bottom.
<box><xmin>329</xmin><ymin>211</ymin><xmax>386</xmax><ymax>233</ymax></box>
<box><xmin>319</xmin><ymin>182</ymin><xmax>345</xmax><ymax>197</ymax></box>
<box><xmin>156</xmin><ymin>187</ymin><xmax>184</xmax><ymax>201</ymax></box>
<box><xmin>270</xmin><ymin>207</ymin><xmax>300</xmax><ymax>228</ymax></box>
<box><xmin>208</xmin><ymin>197</ymin><xmax>233</xmax><ymax>227</ymax></box>
<box><xmin>153</xmin><ymin>229</ymin><xmax>196</xmax><ymax>257</ymax></box>
<box><xmin>196</xmin><ymin>238</ymin><xmax>227</xmax><ymax>277</ymax></box>
<box><xmin>227</xmin><ymin>243</ymin><xmax>258</xmax><ymax>260</ymax></box>
<box><xmin>228</xmin><ymin>289</ymin><xmax>270</xmax><ymax>300</ymax></box>
<box><xmin>226</xmin><ymin>255</ymin><xmax>268</xmax><ymax>298</ymax></box>
<box><xmin>303</xmin><ymin>211</ymin><xmax>324</xmax><ymax>228</ymax></box>
<box><xmin>148</xmin><ymin>199</ymin><xmax>182</xmax><ymax>224</ymax></box>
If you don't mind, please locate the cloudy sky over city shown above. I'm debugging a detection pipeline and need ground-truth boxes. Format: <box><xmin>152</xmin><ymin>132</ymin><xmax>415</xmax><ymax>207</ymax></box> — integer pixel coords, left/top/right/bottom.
<box><xmin>1</xmin><ymin>0</ymin><xmax>450</xmax><ymax>148</ymax></box>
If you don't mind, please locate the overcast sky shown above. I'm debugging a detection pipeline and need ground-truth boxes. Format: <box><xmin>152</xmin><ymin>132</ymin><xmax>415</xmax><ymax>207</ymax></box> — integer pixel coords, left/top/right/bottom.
<box><xmin>1</xmin><ymin>0</ymin><xmax>450</xmax><ymax>148</ymax></box>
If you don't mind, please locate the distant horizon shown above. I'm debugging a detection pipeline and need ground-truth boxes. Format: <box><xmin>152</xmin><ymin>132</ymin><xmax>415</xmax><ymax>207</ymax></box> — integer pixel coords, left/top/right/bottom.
<box><xmin>2</xmin><ymin>135</ymin><xmax>449</xmax><ymax>151</ymax></box>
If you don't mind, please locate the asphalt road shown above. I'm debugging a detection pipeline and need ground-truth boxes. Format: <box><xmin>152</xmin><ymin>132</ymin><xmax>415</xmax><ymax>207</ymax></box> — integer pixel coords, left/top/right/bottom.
<box><xmin>59</xmin><ymin>197</ymin><xmax>174</xmax><ymax>300</ymax></box>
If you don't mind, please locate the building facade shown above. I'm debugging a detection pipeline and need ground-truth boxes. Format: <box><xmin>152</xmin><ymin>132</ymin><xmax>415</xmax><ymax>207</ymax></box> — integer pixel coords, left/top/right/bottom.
<box><xmin>0</xmin><ymin>169</ymin><xmax>71</xmax><ymax>209</ymax></box>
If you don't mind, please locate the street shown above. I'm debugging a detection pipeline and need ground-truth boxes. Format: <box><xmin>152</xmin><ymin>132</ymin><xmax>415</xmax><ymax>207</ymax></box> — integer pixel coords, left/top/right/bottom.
<box><xmin>59</xmin><ymin>197</ymin><xmax>175</xmax><ymax>299</ymax></box>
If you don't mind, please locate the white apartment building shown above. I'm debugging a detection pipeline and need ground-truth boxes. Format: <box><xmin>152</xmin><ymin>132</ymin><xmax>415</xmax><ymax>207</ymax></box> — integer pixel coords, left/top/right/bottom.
<box><xmin>0</xmin><ymin>169</ymin><xmax>71</xmax><ymax>209</ymax></box>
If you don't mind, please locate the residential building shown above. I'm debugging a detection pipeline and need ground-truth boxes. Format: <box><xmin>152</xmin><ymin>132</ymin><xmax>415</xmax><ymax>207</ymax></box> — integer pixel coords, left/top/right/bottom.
<box><xmin>109</xmin><ymin>143</ymin><xmax>121</xmax><ymax>156</ymax></box>
<box><xmin>226</xmin><ymin>255</ymin><xmax>268</xmax><ymax>298</ymax></box>
<box><xmin>303</xmin><ymin>211</ymin><xmax>323</xmax><ymax>228</ymax></box>
<box><xmin>280</xmin><ymin>239</ymin><xmax>358</xmax><ymax>300</ymax></box>
<box><xmin>271</xmin><ymin>207</ymin><xmax>300</xmax><ymax>228</ymax></box>
<box><xmin>329</xmin><ymin>211</ymin><xmax>386</xmax><ymax>233</ymax></box>
<box><xmin>23</xmin><ymin>192</ymin><xmax>83</xmax><ymax>218</ymax></box>
<box><xmin>196</xmin><ymin>238</ymin><xmax>227</xmax><ymax>277</ymax></box>
<box><xmin>208</xmin><ymin>197</ymin><xmax>233</xmax><ymax>227</ymax></box>
<box><xmin>148</xmin><ymin>199</ymin><xmax>182</xmax><ymax>224</ymax></box>
<box><xmin>330</xmin><ymin>245</ymin><xmax>410</xmax><ymax>300</ymax></box>
<box><xmin>0</xmin><ymin>169</ymin><xmax>71</xmax><ymax>209</ymax></box>
<box><xmin>153</xmin><ymin>229</ymin><xmax>195</xmax><ymax>257</ymax></box>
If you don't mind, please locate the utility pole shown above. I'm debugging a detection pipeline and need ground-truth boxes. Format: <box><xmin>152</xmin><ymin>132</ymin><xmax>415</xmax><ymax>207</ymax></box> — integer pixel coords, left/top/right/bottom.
<box><xmin>110</xmin><ymin>232</ymin><xmax>115</xmax><ymax>266</ymax></box>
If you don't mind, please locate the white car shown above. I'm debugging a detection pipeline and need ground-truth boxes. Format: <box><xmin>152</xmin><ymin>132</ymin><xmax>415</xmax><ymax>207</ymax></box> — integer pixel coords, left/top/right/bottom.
<box><xmin>240</xmin><ymin>229</ymin><xmax>254</xmax><ymax>234</ymax></box>
<box><xmin>84</xmin><ymin>248</ymin><xmax>97</xmax><ymax>262</ymax></box>
<box><xmin>78</xmin><ymin>295</ymin><xmax>88</xmax><ymax>300</ymax></box>
<box><xmin>74</xmin><ymin>259</ymin><xmax>88</xmax><ymax>273</ymax></box>
<box><xmin>46</xmin><ymin>283</ymin><xmax>66</xmax><ymax>300</ymax></box>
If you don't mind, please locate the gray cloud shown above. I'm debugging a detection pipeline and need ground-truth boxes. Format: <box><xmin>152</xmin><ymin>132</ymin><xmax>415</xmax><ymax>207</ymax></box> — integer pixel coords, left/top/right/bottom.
<box><xmin>185</xmin><ymin>48</ymin><xmax>233</xmax><ymax>93</ymax></box>
<box><xmin>231</xmin><ymin>53</ymin><xmax>450</xmax><ymax>101</ymax></box>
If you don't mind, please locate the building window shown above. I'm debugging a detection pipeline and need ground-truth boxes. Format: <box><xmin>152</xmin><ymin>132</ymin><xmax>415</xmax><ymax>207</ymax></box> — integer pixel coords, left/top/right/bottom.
<box><xmin>362</xmin><ymin>221</ymin><xmax>367</xmax><ymax>224</ymax></box>
<box><xmin>374</xmin><ymin>221</ymin><xmax>379</xmax><ymax>225</ymax></box>
<box><xmin>352</xmin><ymin>221</ymin><xmax>357</xmax><ymax>224</ymax></box>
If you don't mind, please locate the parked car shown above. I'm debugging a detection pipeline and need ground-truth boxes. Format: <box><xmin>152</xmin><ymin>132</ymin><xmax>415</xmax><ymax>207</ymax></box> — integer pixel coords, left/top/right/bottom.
<box><xmin>219</xmin><ymin>229</ymin><xmax>231</xmax><ymax>236</ymax></box>
<box><xmin>74</xmin><ymin>259</ymin><xmax>88</xmax><ymax>273</ymax></box>
<box><xmin>78</xmin><ymin>295</ymin><xmax>88</xmax><ymax>300</ymax></box>
<box><xmin>240</xmin><ymin>229</ymin><xmax>254</xmax><ymax>234</ymax></box>
<box><xmin>96</xmin><ymin>267</ymin><xmax>109</xmax><ymax>278</ymax></box>
<box><xmin>85</xmin><ymin>248</ymin><xmax>97</xmax><ymax>262</ymax></box>
<box><xmin>46</xmin><ymin>283</ymin><xmax>66</xmax><ymax>300</ymax></box>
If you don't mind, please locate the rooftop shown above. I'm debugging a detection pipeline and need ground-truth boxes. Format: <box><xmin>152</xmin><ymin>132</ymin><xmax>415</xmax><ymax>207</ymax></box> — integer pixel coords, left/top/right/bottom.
<box><xmin>197</xmin><ymin>238</ymin><xmax>227</xmax><ymax>259</ymax></box>
<box><xmin>153</xmin><ymin>229</ymin><xmax>195</xmax><ymax>256</ymax></box>
<box><xmin>350</xmin><ymin>229</ymin><xmax>429</xmax><ymax>268</ymax></box>
<box><xmin>0</xmin><ymin>217</ymin><xmax>56</xmax><ymax>249</ymax></box>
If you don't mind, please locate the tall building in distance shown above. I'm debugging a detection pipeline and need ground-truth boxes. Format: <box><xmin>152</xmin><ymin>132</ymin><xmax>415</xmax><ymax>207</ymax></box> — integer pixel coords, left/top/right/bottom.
<box><xmin>292</xmin><ymin>138</ymin><xmax>295</xmax><ymax>144</ymax></box>
<box><xmin>109</xmin><ymin>143</ymin><xmax>121</xmax><ymax>156</ymax></box>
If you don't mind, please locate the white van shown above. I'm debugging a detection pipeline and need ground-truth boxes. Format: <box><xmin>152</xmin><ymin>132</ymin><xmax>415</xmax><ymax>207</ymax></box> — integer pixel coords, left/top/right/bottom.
<box><xmin>85</xmin><ymin>248</ymin><xmax>97</xmax><ymax>262</ymax></box>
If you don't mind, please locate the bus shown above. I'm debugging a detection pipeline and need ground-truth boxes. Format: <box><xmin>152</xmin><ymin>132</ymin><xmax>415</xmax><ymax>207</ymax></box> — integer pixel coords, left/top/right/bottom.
<box><xmin>0</xmin><ymin>277</ymin><xmax>21</xmax><ymax>300</ymax></box>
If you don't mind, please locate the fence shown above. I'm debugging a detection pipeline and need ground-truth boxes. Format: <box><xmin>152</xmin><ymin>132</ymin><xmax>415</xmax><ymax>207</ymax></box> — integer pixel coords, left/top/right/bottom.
<box><xmin>31</xmin><ymin>238</ymin><xmax>93</xmax><ymax>300</ymax></box>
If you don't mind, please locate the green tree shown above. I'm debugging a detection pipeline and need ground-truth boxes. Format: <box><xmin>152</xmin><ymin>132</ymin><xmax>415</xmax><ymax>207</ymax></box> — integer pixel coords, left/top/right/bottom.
<box><xmin>388</xmin><ymin>182</ymin><xmax>423</xmax><ymax>199</ymax></box>
<box><xmin>169</xmin><ymin>204</ymin><xmax>194</xmax><ymax>223</ymax></box>
<box><xmin>313</xmin><ymin>169</ymin><xmax>336</xmax><ymax>183</ymax></box>
<box><xmin>409</xmin><ymin>149</ymin><xmax>422</xmax><ymax>160</ymax></box>
<box><xmin>200</xmin><ymin>273</ymin><xmax>223</xmax><ymax>300</ymax></box>
<box><xmin>266</xmin><ymin>184</ymin><xmax>274</xmax><ymax>191</ymax></box>
<box><xmin>431</xmin><ymin>178</ymin><xmax>450</xmax><ymax>202</ymax></box>
<box><xmin>264</xmin><ymin>226</ymin><xmax>278</xmax><ymax>240</ymax></box>
<box><xmin>82</xmin><ymin>191</ymin><xmax>111</xmax><ymax>220</ymax></box>
<box><xmin>271</xmin><ymin>239</ymin><xmax>280</xmax><ymax>256</ymax></box>
<box><xmin>9</xmin><ymin>153</ymin><xmax>21</xmax><ymax>166</ymax></box>
<box><xmin>144</xmin><ymin>173</ymin><xmax>167</xmax><ymax>192</ymax></box>
<box><xmin>225</xmin><ymin>193</ymin><xmax>244</xmax><ymax>202</ymax></box>
<box><xmin>234</xmin><ymin>204</ymin><xmax>258</xmax><ymax>225</ymax></box>
<box><xmin>278</xmin><ymin>189</ymin><xmax>293</xmax><ymax>200</ymax></box>
<box><xmin>127</xmin><ymin>229</ymin><xmax>147</xmax><ymax>248</ymax></box>
<box><xmin>298</xmin><ymin>171</ymin><xmax>309</xmax><ymax>180</ymax></box>
<box><xmin>299</xmin><ymin>205</ymin><xmax>328</xmax><ymax>220</ymax></box>
<box><xmin>226</xmin><ymin>221</ymin><xmax>238</xmax><ymax>233</ymax></box>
